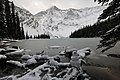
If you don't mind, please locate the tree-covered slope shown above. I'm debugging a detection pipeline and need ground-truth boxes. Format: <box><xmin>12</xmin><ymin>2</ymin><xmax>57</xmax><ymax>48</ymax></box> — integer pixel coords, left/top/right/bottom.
<box><xmin>0</xmin><ymin>0</ymin><xmax>25</xmax><ymax>40</ymax></box>
<box><xmin>70</xmin><ymin>14</ymin><xmax>120</xmax><ymax>38</ymax></box>
<box><xmin>70</xmin><ymin>0</ymin><xmax>120</xmax><ymax>52</ymax></box>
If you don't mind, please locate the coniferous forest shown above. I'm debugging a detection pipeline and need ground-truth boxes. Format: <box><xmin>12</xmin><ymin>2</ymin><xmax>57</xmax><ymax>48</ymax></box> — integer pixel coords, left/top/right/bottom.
<box><xmin>70</xmin><ymin>0</ymin><xmax>120</xmax><ymax>39</ymax></box>
<box><xmin>0</xmin><ymin>0</ymin><xmax>25</xmax><ymax>40</ymax></box>
<box><xmin>70</xmin><ymin>15</ymin><xmax>120</xmax><ymax>38</ymax></box>
<box><xmin>70</xmin><ymin>0</ymin><xmax>120</xmax><ymax>52</ymax></box>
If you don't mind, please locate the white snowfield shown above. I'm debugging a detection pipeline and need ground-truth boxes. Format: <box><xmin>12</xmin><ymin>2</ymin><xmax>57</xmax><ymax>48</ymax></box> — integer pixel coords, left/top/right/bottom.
<box><xmin>21</xmin><ymin>55</ymin><xmax>32</xmax><ymax>60</ymax></box>
<box><xmin>48</xmin><ymin>46</ymin><xmax>65</xmax><ymax>49</ymax></box>
<box><xmin>0</xmin><ymin>48</ymin><xmax>5</xmax><ymax>52</ymax></box>
<box><xmin>7</xmin><ymin>60</ymin><xmax>25</xmax><ymax>67</ymax></box>
<box><xmin>6</xmin><ymin>49</ymin><xmax>24</xmax><ymax>55</ymax></box>
<box><xmin>25</xmin><ymin>57</ymin><xmax>37</xmax><ymax>65</ymax></box>
<box><xmin>16</xmin><ymin>6</ymin><xmax>105</xmax><ymax>38</ymax></box>
<box><xmin>0</xmin><ymin>54</ymin><xmax>7</xmax><ymax>59</ymax></box>
<box><xmin>77</xmin><ymin>47</ymin><xmax>91</xmax><ymax>58</ymax></box>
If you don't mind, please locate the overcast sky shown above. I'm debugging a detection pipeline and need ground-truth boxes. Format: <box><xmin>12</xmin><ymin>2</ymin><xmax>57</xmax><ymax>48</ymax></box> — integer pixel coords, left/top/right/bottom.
<box><xmin>10</xmin><ymin>0</ymin><xmax>99</xmax><ymax>14</ymax></box>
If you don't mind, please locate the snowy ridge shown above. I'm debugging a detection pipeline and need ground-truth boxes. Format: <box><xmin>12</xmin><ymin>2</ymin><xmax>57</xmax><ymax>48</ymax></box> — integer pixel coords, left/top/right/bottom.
<box><xmin>35</xmin><ymin>6</ymin><xmax>104</xmax><ymax>38</ymax></box>
<box><xmin>16</xmin><ymin>6</ymin><xmax>105</xmax><ymax>38</ymax></box>
<box><xmin>35</xmin><ymin>6</ymin><xmax>105</xmax><ymax>38</ymax></box>
<box><xmin>15</xmin><ymin>6</ymin><xmax>39</xmax><ymax>37</ymax></box>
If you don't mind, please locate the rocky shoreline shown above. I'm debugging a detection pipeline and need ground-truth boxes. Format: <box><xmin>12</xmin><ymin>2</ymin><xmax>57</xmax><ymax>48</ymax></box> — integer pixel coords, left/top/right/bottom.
<box><xmin>0</xmin><ymin>40</ymin><xmax>120</xmax><ymax>80</ymax></box>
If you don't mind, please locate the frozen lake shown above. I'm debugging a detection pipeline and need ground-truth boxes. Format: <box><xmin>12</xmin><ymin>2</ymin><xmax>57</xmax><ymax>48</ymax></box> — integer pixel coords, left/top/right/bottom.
<box><xmin>11</xmin><ymin>38</ymin><xmax>120</xmax><ymax>56</ymax></box>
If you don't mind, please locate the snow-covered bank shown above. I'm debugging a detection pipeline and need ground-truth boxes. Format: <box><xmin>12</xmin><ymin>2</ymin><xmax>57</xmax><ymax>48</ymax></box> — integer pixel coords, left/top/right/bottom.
<box><xmin>0</xmin><ymin>47</ymin><xmax>91</xmax><ymax>80</ymax></box>
<box><xmin>1</xmin><ymin>44</ymin><xmax>120</xmax><ymax>80</ymax></box>
<box><xmin>82</xmin><ymin>53</ymin><xmax>120</xmax><ymax>80</ymax></box>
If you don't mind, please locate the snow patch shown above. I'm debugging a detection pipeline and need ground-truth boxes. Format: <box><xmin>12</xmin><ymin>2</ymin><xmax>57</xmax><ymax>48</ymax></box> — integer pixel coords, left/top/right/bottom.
<box><xmin>0</xmin><ymin>55</ymin><xmax>7</xmax><ymax>59</ymax></box>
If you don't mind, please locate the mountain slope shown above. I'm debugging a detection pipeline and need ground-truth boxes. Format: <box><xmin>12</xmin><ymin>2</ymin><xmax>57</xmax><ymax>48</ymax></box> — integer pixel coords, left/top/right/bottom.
<box><xmin>34</xmin><ymin>6</ymin><xmax>105</xmax><ymax>38</ymax></box>
<box><xmin>15</xmin><ymin>6</ymin><xmax>39</xmax><ymax>37</ymax></box>
<box><xmin>15</xmin><ymin>6</ymin><xmax>105</xmax><ymax>38</ymax></box>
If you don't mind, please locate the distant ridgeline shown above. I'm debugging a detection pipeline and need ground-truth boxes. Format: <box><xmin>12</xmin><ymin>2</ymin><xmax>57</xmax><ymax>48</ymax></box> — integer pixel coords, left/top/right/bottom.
<box><xmin>0</xmin><ymin>0</ymin><xmax>25</xmax><ymax>39</ymax></box>
<box><xmin>70</xmin><ymin>10</ymin><xmax>120</xmax><ymax>38</ymax></box>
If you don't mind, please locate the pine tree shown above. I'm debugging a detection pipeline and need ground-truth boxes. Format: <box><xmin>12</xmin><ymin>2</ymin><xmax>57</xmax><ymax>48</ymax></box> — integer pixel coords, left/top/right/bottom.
<box><xmin>5</xmin><ymin>0</ymin><xmax>13</xmax><ymax>39</ymax></box>
<box><xmin>21</xmin><ymin>23</ymin><xmax>25</xmax><ymax>39</ymax></box>
<box><xmin>0</xmin><ymin>0</ymin><xmax>4</xmax><ymax>38</ymax></box>
<box><xmin>26</xmin><ymin>32</ymin><xmax>29</xmax><ymax>39</ymax></box>
<box><xmin>11</xmin><ymin>1</ymin><xmax>17</xmax><ymax>39</ymax></box>
<box><xmin>0</xmin><ymin>0</ymin><xmax>25</xmax><ymax>39</ymax></box>
<box><xmin>15</xmin><ymin>12</ymin><xmax>21</xmax><ymax>39</ymax></box>
<box><xmin>0</xmin><ymin>0</ymin><xmax>5</xmax><ymax>38</ymax></box>
<box><xmin>94</xmin><ymin>0</ymin><xmax>120</xmax><ymax>52</ymax></box>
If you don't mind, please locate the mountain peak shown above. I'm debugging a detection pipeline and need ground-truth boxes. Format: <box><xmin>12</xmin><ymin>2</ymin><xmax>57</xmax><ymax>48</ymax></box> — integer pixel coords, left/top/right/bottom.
<box><xmin>47</xmin><ymin>6</ymin><xmax>60</xmax><ymax>11</ymax></box>
<box><xmin>17</xmin><ymin>5</ymin><xmax>105</xmax><ymax>38</ymax></box>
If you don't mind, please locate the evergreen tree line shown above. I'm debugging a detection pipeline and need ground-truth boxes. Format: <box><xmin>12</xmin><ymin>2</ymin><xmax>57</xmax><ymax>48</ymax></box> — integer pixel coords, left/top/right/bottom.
<box><xmin>26</xmin><ymin>33</ymin><xmax>50</xmax><ymax>39</ymax></box>
<box><xmin>70</xmin><ymin>15</ymin><xmax>120</xmax><ymax>38</ymax></box>
<box><xmin>70</xmin><ymin>0</ymin><xmax>120</xmax><ymax>52</ymax></box>
<box><xmin>0</xmin><ymin>0</ymin><xmax>25</xmax><ymax>40</ymax></box>
<box><xmin>95</xmin><ymin>0</ymin><xmax>120</xmax><ymax>52</ymax></box>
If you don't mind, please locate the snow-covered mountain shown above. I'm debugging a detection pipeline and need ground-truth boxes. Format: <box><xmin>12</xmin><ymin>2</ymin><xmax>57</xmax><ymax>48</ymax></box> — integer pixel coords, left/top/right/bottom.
<box><xmin>35</xmin><ymin>6</ymin><xmax>105</xmax><ymax>38</ymax></box>
<box><xmin>15</xmin><ymin>6</ymin><xmax>39</xmax><ymax>37</ymax></box>
<box><xmin>16</xmin><ymin>6</ymin><xmax>105</xmax><ymax>38</ymax></box>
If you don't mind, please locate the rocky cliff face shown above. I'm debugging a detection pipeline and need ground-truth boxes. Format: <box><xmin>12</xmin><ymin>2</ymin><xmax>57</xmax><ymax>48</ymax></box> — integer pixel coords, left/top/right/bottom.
<box><xmin>16</xmin><ymin>6</ymin><xmax>105</xmax><ymax>38</ymax></box>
